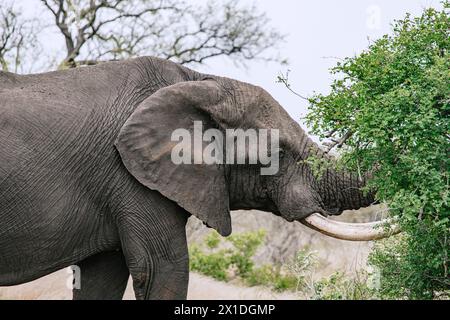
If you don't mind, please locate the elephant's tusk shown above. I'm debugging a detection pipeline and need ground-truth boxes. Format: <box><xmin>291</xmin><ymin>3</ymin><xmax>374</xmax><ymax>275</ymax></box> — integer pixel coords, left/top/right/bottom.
<box><xmin>301</xmin><ymin>213</ymin><xmax>400</xmax><ymax>241</ymax></box>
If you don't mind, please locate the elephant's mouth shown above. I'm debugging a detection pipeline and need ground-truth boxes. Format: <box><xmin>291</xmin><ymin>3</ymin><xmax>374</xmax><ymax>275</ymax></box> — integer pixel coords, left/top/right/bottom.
<box><xmin>324</xmin><ymin>207</ymin><xmax>342</xmax><ymax>216</ymax></box>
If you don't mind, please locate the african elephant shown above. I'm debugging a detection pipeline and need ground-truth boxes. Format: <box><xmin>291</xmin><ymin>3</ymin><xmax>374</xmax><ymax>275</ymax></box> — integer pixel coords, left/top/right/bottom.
<box><xmin>0</xmin><ymin>57</ymin><xmax>396</xmax><ymax>300</ymax></box>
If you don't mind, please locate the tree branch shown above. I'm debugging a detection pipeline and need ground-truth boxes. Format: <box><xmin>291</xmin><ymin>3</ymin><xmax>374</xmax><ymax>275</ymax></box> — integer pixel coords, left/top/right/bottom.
<box><xmin>37</xmin><ymin>0</ymin><xmax>283</xmax><ymax>69</ymax></box>
<box><xmin>0</xmin><ymin>2</ymin><xmax>41</xmax><ymax>73</ymax></box>
<box><xmin>322</xmin><ymin>130</ymin><xmax>353</xmax><ymax>153</ymax></box>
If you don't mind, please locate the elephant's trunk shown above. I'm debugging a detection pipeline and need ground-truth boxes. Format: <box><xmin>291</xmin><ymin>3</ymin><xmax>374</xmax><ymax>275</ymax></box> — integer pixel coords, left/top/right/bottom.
<box><xmin>286</xmin><ymin>122</ymin><xmax>398</xmax><ymax>241</ymax></box>
<box><xmin>306</xmin><ymin>159</ymin><xmax>400</xmax><ymax>241</ymax></box>
<box><xmin>342</xmin><ymin>171</ymin><xmax>376</xmax><ymax>210</ymax></box>
<box><xmin>326</xmin><ymin>170</ymin><xmax>376</xmax><ymax>212</ymax></box>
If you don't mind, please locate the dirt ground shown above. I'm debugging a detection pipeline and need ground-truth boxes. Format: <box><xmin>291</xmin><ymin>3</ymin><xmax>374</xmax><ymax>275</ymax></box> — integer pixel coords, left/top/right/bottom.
<box><xmin>0</xmin><ymin>269</ymin><xmax>299</xmax><ymax>300</ymax></box>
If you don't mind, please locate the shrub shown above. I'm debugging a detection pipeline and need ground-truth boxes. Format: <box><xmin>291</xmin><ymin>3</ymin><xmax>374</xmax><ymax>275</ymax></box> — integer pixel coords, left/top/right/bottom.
<box><xmin>313</xmin><ymin>272</ymin><xmax>376</xmax><ymax>300</ymax></box>
<box><xmin>228</xmin><ymin>230</ymin><xmax>266</xmax><ymax>276</ymax></box>
<box><xmin>303</xmin><ymin>2</ymin><xmax>449</xmax><ymax>299</ymax></box>
<box><xmin>189</xmin><ymin>230</ymin><xmax>266</xmax><ymax>282</ymax></box>
<box><xmin>189</xmin><ymin>229</ymin><xmax>303</xmax><ymax>292</ymax></box>
<box><xmin>204</xmin><ymin>231</ymin><xmax>221</xmax><ymax>249</ymax></box>
<box><xmin>189</xmin><ymin>244</ymin><xmax>231</xmax><ymax>281</ymax></box>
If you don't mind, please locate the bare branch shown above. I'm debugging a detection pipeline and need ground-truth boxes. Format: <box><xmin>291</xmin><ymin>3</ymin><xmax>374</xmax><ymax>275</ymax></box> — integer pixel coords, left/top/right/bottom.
<box><xmin>36</xmin><ymin>0</ymin><xmax>284</xmax><ymax>69</ymax></box>
<box><xmin>0</xmin><ymin>2</ymin><xmax>41</xmax><ymax>73</ymax></box>
<box><xmin>276</xmin><ymin>70</ymin><xmax>308</xmax><ymax>101</ymax></box>
<box><xmin>324</xmin><ymin>129</ymin><xmax>338</xmax><ymax>138</ymax></box>
<box><xmin>323</xmin><ymin>130</ymin><xmax>353</xmax><ymax>153</ymax></box>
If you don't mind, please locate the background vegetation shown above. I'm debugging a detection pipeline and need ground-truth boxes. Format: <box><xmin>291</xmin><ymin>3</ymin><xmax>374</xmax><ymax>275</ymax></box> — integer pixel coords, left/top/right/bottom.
<box><xmin>190</xmin><ymin>229</ymin><xmax>379</xmax><ymax>300</ymax></box>
<box><xmin>302</xmin><ymin>3</ymin><xmax>449</xmax><ymax>299</ymax></box>
<box><xmin>190</xmin><ymin>230</ymin><xmax>300</xmax><ymax>292</ymax></box>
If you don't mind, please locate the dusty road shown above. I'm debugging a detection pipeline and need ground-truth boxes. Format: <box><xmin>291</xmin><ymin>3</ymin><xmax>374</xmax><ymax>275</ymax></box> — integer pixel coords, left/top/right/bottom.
<box><xmin>0</xmin><ymin>269</ymin><xmax>299</xmax><ymax>300</ymax></box>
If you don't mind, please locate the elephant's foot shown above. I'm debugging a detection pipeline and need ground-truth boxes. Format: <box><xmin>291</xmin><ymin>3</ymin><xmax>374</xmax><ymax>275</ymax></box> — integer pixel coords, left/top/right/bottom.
<box><xmin>128</xmin><ymin>255</ymin><xmax>189</xmax><ymax>300</ymax></box>
<box><xmin>72</xmin><ymin>250</ymin><xmax>129</xmax><ymax>300</ymax></box>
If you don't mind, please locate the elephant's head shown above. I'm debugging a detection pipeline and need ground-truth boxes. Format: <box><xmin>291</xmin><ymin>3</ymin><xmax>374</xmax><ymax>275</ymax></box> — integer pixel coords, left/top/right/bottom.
<box><xmin>115</xmin><ymin>76</ymin><xmax>398</xmax><ymax>240</ymax></box>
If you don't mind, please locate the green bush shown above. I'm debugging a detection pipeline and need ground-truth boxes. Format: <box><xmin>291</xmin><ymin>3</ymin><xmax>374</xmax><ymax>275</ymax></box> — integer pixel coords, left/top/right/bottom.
<box><xmin>189</xmin><ymin>229</ymin><xmax>302</xmax><ymax>292</ymax></box>
<box><xmin>189</xmin><ymin>230</ymin><xmax>266</xmax><ymax>282</ymax></box>
<box><xmin>189</xmin><ymin>245</ymin><xmax>231</xmax><ymax>281</ymax></box>
<box><xmin>204</xmin><ymin>231</ymin><xmax>221</xmax><ymax>249</ymax></box>
<box><xmin>244</xmin><ymin>264</ymin><xmax>276</xmax><ymax>286</ymax></box>
<box><xmin>370</xmin><ymin>229</ymin><xmax>450</xmax><ymax>299</ymax></box>
<box><xmin>243</xmin><ymin>264</ymin><xmax>299</xmax><ymax>292</ymax></box>
<box><xmin>313</xmin><ymin>272</ymin><xmax>376</xmax><ymax>300</ymax></box>
<box><xmin>303</xmin><ymin>2</ymin><xmax>449</xmax><ymax>299</ymax></box>
<box><xmin>272</xmin><ymin>273</ymin><xmax>299</xmax><ymax>292</ymax></box>
<box><xmin>228</xmin><ymin>230</ymin><xmax>266</xmax><ymax>276</ymax></box>
<box><xmin>190</xmin><ymin>231</ymin><xmax>394</xmax><ymax>298</ymax></box>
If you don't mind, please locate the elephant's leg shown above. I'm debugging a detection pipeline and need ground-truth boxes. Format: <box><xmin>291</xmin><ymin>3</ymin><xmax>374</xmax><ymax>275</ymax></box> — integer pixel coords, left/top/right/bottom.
<box><xmin>117</xmin><ymin>192</ymin><xmax>190</xmax><ymax>300</ymax></box>
<box><xmin>72</xmin><ymin>250</ymin><xmax>130</xmax><ymax>300</ymax></box>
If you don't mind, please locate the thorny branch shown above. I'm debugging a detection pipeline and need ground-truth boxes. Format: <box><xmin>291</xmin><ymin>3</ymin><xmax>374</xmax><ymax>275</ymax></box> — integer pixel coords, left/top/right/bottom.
<box><xmin>277</xmin><ymin>69</ymin><xmax>353</xmax><ymax>154</ymax></box>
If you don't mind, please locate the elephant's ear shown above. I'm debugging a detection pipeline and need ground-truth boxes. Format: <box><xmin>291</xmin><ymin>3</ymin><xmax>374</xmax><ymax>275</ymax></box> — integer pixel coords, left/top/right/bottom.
<box><xmin>115</xmin><ymin>80</ymin><xmax>234</xmax><ymax>236</ymax></box>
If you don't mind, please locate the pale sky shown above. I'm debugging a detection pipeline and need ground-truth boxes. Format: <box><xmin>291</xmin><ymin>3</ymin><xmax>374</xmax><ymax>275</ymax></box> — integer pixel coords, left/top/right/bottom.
<box><xmin>19</xmin><ymin>0</ymin><xmax>444</xmax><ymax>139</ymax></box>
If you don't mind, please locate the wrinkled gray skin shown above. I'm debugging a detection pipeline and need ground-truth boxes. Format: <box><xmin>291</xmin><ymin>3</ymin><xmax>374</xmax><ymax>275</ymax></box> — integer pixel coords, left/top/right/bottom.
<box><xmin>0</xmin><ymin>57</ymin><xmax>373</xmax><ymax>299</ymax></box>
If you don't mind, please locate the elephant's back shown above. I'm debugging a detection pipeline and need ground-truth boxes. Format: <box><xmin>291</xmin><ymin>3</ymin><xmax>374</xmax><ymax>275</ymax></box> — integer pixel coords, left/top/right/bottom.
<box><xmin>0</xmin><ymin>56</ymin><xmax>198</xmax><ymax>190</ymax></box>
<box><xmin>0</xmin><ymin>66</ymin><xmax>122</xmax><ymax>202</ymax></box>
<box><xmin>0</xmin><ymin>61</ymin><xmax>136</xmax><ymax>156</ymax></box>
<box><xmin>0</xmin><ymin>75</ymin><xmax>93</xmax><ymax>174</ymax></box>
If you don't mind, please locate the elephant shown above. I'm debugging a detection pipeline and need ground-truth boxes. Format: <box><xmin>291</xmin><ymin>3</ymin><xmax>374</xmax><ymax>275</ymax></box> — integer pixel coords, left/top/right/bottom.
<box><xmin>0</xmin><ymin>56</ymin><xmax>396</xmax><ymax>300</ymax></box>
